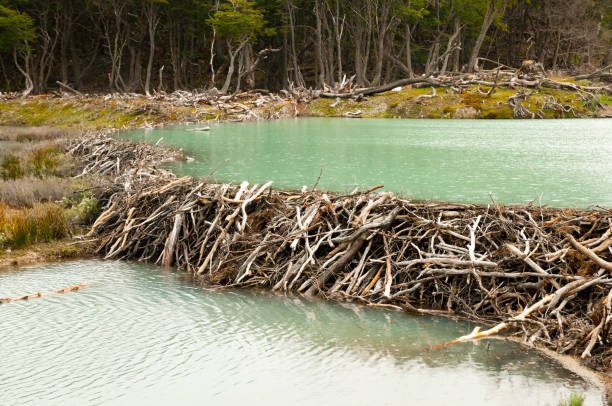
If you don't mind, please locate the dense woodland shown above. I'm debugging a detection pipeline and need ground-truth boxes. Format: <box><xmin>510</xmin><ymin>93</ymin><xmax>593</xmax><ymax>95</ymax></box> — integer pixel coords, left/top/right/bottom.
<box><xmin>1</xmin><ymin>0</ymin><xmax>611</xmax><ymax>94</ymax></box>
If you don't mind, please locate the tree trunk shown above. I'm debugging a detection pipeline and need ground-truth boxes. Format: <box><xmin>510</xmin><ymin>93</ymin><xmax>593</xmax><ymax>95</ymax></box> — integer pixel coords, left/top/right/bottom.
<box><xmin>14</xmin><ymin>47</ymin><xmax>34</xmax><ymax>96</ymax></box>
<box><xmin>405</xmin><ymin>23</ymin><xmax>414</xmax><ymax>79</ymax></box>
<box><xmin>221</xmin><ymin>40</ymin><xmax>244</xmax><ymax>94</ymax></box>
<box><xmin>333</xmin><ymin>0</ymin><xmax>343</xmax><ymax>84</ymax></box>
<box><xmin>372</xmin><ymin>0</ymin><xmax>393</xmax><ymax>86</ymax></box>
<box><xmin>287</xmin><ymin>0</ymin><xmax>305</xmax><ymax>87</ymax></box>
<box><xmin>314</xmin><ymin>0</ymin><xmax>325</xmax><ymax>87</ymax></box>
<box><xmin>144</xmin><ymin>2</ymin><xmax>159</xmax><ymax>96</ymax></box>
<box><xmin>467</xmin><ymin>1</ymin><xmax>504</xmax><ymax>73</ymax></box>
<box><xmin>441</xmin><ymin>20</ymin><xmax>462</xmax><ymax>73</ymax></box>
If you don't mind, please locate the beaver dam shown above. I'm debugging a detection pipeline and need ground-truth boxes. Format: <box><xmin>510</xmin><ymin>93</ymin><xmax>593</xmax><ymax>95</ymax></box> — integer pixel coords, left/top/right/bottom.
<box><xmin>65</xmin><ymin>131</ymin><xmax>612</xmax><ymax>376</ymax></box>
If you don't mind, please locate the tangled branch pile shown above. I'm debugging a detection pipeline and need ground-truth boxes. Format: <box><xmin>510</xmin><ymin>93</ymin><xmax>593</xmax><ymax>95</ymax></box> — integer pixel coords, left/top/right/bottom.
<box><xmin>71</xmin><ymin>133</ymin><xmax>612</xmax><ymax>372</ymax></box>
<box><xmin>316</xmin><ymin>63</ymin><xmax>612</xmax><ymax>100</ymax></box>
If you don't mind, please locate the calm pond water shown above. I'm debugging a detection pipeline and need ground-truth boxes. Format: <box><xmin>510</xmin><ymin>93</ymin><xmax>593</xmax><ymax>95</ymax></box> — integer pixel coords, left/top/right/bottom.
<box><xmin>122</xmin><ymin>118</ymin><xmax>612</xmax><ymax>208</ymax></box>
<box><xmin>0</xmin><ymin>260</ymin><xmax>603</xmax><ymax>405</ymax></box>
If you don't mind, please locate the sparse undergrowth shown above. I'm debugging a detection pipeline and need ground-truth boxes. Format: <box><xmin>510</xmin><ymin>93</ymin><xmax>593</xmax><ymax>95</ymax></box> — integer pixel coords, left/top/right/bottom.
<box><xmin>0</xmin><ymin>176</ymin><xmax>74</xmax><ymax>207</ymax></box>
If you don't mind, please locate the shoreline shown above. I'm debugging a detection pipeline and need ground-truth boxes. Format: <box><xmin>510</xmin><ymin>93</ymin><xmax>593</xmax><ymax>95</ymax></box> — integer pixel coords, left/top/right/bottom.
<box><xmin>1</xmin><ymin>75</ymin><xmax>611</xmax><ymax>129</ymax></box>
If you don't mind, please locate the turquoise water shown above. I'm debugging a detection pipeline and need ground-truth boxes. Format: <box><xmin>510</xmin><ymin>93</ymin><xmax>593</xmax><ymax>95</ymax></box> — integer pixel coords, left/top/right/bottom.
<box><xmin>122</xmin><ymin>118</ymin><xmax>612</xmax><ymax>208</ymax></box>
<box><xmin>0</xmin><ymin>260</ymin><xmax>603</xmax><ymax>405</ymax></box>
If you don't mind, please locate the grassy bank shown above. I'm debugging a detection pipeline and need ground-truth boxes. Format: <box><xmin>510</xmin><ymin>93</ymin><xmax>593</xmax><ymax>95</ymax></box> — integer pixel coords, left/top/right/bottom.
<box><xmin>0</xmin><ymin>94</ymin><xmax>294</xmax><ymax>129</ymax></box>
<box><xmin>1</xmin><ymin>80</ymin><xmax>610</xmax><ymax>130</ymax></box>
<box><xmin>0</xmin><ymin>127</ymin><xmax>100</xmax><ymax>262</ymax></box>
<box><xmin>306</xmin><ymin>83</ymin><xmax>612</xmax><ymax>119</ymax></box>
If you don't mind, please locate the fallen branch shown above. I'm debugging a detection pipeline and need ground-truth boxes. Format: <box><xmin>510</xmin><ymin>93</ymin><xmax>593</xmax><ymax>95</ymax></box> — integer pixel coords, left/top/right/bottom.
<box><xmin>0</xmin><ymin>283</ymin><xmax>88</xmax><ymax>304</ymax></box>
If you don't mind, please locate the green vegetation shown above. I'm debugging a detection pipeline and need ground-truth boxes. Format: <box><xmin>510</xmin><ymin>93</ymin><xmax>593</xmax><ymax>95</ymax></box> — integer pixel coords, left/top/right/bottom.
<box><xmin>549</xmin><ymin>392</ymin><xmax>585</xmax><ymax>406</ymax></box>
<box><xmin>0</xmin><ymin>154</ymin><xmax>22</xmax><ymax>179</ymax></box>
<box><xmin>0</xmin><ymin>97</ymin><xmax>230</xmax><ymax>129</ymax></box>
<box><xmin>66</xmin><ymin>194</ymin><xmax>100</xmax><ymax>226</ymax></box>
<box><xmin>0</xmin><ymin>2</ymin><xmax>35</xmax><ymax>52</ymax></box>
<box><xmin>0</xmin><ymin>141</ymin><xmax>70</xmax><ymax>180</ymax></box>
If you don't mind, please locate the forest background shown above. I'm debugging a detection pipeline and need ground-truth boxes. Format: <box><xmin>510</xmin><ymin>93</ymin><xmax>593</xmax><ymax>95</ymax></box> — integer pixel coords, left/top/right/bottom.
<box><xmin>0</xmin><ymin>0</ymin><xmax>611</xmax><ymax>95</ymax></box>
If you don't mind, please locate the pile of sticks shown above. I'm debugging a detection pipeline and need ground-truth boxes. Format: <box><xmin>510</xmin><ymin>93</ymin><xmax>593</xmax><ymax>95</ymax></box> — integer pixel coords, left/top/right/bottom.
<box><xmin>75</xmin><ymin>134</ymin><xmax>612</xmax><ymax>371</ymax></box>
<box><xmin>68</xmin><ymin>130</ymin><xmax>183</xmax><ymax>179</ymax></box>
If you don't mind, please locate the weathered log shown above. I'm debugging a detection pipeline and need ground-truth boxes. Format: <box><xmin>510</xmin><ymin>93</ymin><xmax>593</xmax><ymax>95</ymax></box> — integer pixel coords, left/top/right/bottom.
<box><xmin>0</xmin><ymin>283</ymin><xmax>88</xmax><ymax>304</ymax></box>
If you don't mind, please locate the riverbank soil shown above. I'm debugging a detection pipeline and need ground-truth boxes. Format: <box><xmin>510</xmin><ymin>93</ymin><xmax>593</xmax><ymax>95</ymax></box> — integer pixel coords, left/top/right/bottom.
<box><xmin>0</xmin><ymin>238</ymin><xmax>94</xmax><ymax>270</ymax></box>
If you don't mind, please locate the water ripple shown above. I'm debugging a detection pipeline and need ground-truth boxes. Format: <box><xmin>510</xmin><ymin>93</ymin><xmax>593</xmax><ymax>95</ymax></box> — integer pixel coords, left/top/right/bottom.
<box><xmin>0</xmin><ymin>260</ymin><xmax>603</xmax><ymax>405</ymax></box>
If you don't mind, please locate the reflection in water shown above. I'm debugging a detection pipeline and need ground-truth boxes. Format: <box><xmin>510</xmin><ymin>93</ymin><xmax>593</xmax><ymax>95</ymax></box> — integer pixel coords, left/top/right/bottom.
<box><xmin>0</xmin><ymin>260</ymin><xmax>603</xmax><ymax>405</ymax></box>
<box><xmin>121</xmin><ymin>118</ymin><xmax>612</xmax><ymax>208</ymax></box>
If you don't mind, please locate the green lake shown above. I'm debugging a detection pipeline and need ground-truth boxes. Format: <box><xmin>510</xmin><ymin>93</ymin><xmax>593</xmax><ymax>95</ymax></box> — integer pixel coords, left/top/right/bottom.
<box><xmin>0</xmin><ymin>260</ymin><xmax>603</xmax><ymax>405</ymax></box>
<box><xmin>122</xmin><ymin>118</ymin><xmax>612</xmax><ymax>208</ymax></box>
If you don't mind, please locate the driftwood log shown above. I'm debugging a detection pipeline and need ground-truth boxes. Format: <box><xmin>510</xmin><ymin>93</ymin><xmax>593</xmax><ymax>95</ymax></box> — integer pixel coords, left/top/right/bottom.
<box><xmin>0</xmin><ymin>283</ymin><xmax>88</xmax><ymax>304</ymax></box>
<box><xmin>70</xmin><ymin>132</ymin><xmax>612</xmax><ymax>374</ymax></box>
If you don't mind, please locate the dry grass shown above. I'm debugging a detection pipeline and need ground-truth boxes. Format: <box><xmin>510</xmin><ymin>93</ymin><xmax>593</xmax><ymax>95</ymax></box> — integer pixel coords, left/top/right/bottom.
<box><xmin>0</xmin><ymin>141</ymin><xmax>74</xmax><ymax>179</ymax></box>
<box><xmin>0</xmin><ymin>203</ymin><xmax>70</xmax><ymax>249</ymax></box>
<box><xmin>0</xmin><ymin>176</ymin><xmax>74</xmax><ymax>207</ymax></box>
<box><xmin>0</xmin><ymin>126</ymin><xmax>75</xmax><ymax>142</ymax></box>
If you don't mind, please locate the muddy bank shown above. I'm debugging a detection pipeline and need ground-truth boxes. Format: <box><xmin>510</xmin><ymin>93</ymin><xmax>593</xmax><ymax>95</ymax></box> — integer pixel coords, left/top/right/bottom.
<box><xmin>0</xmin><ymin>238</ymin><xmax>96</xmax><ymax>271</ymax></box>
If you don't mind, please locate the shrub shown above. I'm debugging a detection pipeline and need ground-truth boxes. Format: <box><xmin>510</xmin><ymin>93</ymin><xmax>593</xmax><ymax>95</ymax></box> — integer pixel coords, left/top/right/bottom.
<box><xmin>68</xmin><ymin>194</ymin><xmax>100</xmax><ymax>225</ymax></box>
<box><xmin>550</xmin><ymin>392</ymin><xmax>585</xmax><ymax>406</ymax></box>
<box><xmin>583</xmin><ymin>95</ymin><xmax>604</xmax><ymax>111</ymax></box>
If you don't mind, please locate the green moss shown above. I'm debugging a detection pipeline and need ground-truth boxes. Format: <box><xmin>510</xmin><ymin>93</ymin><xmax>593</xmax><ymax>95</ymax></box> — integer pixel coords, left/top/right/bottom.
<box><xmin>442</xmin><ymin>106</ymin><xmax>456</xmax><ymax>115</ymax></box>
